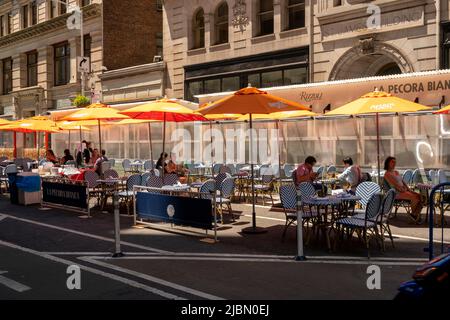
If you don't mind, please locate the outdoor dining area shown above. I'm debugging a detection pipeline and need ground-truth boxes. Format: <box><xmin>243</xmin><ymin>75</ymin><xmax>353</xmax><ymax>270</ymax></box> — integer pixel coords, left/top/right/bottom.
<box><xmin>0</xmin><ymin>86</ymin><xmax>449</xmax><ymax>256</ymax></box>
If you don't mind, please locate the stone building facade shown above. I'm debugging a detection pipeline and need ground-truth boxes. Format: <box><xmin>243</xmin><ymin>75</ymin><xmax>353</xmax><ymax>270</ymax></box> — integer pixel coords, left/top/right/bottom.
<box><xmin>0</xmin><ymin>0</ymin><xmax>163</xmax><ymax>120</ymax></box>
<box><xmin>163</xmin><ymin>0</ymin><xmax>449</xmax><ymax>101</ymax></box>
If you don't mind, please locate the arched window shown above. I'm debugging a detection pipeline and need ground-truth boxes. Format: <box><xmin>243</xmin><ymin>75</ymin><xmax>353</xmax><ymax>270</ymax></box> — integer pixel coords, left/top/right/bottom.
<box><xmin>192</xmin><ymin>8</ymin><xmax>205</xmax><ymax>49</ymax></box>
<box><xmin>258</xmin><ymin>0</ymin><xmax>274</xmax><ymax>36</ymax></box>
<box><xmin>215</xmin><ymin>2</ymin><xmax>229</xmax><ymax>44</ymax></box>
<box><xmin>287</xmin><ymin>0</ymin><xmax>305</xmax><ymax>30</ymax></box>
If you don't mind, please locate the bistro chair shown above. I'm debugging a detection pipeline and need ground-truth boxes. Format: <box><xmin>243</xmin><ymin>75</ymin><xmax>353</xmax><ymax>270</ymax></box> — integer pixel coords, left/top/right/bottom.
<box><xmin>0</xmin><ymin>164</ymin><xmax>17</xmax><ymax>193</ymax></box>
<box><xmin>163</xmin><ymin>173</ymin><xmax>179</xmax><ymax>186</ymax></box>
<box><xmin>199</xmin><ymin>179</ymin><xmax>216</xmax><ymax>200</ymax></box>
<box><xmin>352</xmin><ymin>189</ymin><xmax>396</xmax><ymax>250</ymax></box>
<box><xmin>219</xmin><ymin>165</ymin><xmax>232</xmax><ymax>175</ymax></box>
<box><xmin>216</xmin><ymin>177</ymin><xmax>236</xmax><ymax>222</ymax></box>
<box><xmin>212</xmin><ymin>163</ymin><xmax>222</xmax><ymax>177</ymax></box>
<box><xmin>402</xmin><ymin>169</ymin><xmax>413</xmax><ymax>186</ymax></box>
<box><xmin>355</xmin><ymin>182</ymin><xmax>381</xmax><ymax>210</ymax></box>
<box><xmin>143</xmin><ymin>160</ymin><xmax>153</xmax><ymax>171</ymax></box>
<box><xmin>235</xmin><ymin>163</ymin><xmax>247</xmax><ymax>173</ymax></box>
<box><xmin>316</xmin><ymin>166</ymin><xmax>325</xmax><ymax>177</ymax></box>
<box><xmin>438</xmin><ymin>169</ymin><xmax>448</xmax><ymax>184</ymax></box>
<box><xmin>427</xmin><ymin>169</ymin><xmax>436</xmax><ymax>183</ymax></box>
<box><xmin>103</xmin><ymin>169</ymin><xmax>119</xmax><ymax>179</ymax></box>
<box><xmin>141</xmin><ymin>172</ymin><xmax>152</xmax><ymax>186</ymax></box>
<box><xmin>118</xmin><ymin>174</ymin><xmax>142</xmax><ymax>215</ymax></box>
<box><xmin>122</xmin><ymin>159</ymin><xmax>132</xmax><ymax>174</ymax></box>
<box><xmin>84</xmin><ymin>171</ymin><xmax>101</xmax><ymax>205</ymax></box>
<box><xmin>147</xmin><ymin>175</ymin><xmax>163</xmax><ymax>189</ymax></box>
<box><xmin>283</xmin><ymin>164</ymin><xmax>295</xmax><ymax>178</ymax></box>
<box><xmin>411</xmin><ymin>168</ymin><xmax>423</xmax><ymax>186</ymax></box>
<box><xmin>335</xmin><ymin>193</ymin><xmax>383</xmax><ymax>257</ymax></box>
<box><xmin>254</xmin><ymin>174</ymin><xmax>275</xmax><ymax>206</ymax></box>
<box><xmin>326</xmin><ymin>165</ymin><xmax>337</xmax><ymax>177</ymax></box>
<box><xmin>382</xmin><ymin>178</ymin><xmax>416</xmax><ymax>223</ymax></box>
<box><xmin>214</xmin><ymin>172</ymin><xmax>231</xmax><ymax>190</ymax></box>
<box><xmin>226</xmin><ymin>164</ymin><xmax>236</xmax><ymax>176</ymax></box>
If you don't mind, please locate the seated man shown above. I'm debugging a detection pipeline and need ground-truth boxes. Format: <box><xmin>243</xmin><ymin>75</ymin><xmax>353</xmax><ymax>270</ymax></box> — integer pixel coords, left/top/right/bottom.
<box><xmin>94</xmin><ymin>150</ymin><xmax>108</xmax><ymax>175</ymax></box>
<box><xmin>337</xmin><ymin>157</ymin><xmax>362</xmax><ymax>193</ymax></box>
<box><xmin>295</xmin><ymin>156</ymin><xmax>326</xmax><ymax>193</ymax></box>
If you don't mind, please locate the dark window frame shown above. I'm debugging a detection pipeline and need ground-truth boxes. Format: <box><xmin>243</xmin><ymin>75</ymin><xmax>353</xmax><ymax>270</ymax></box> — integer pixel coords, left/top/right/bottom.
<box><xmin>287</xmin><ymin>0</ymin><xmax>305</xmax><ymax>30</ymax></box>
<box><xmin>258</xmin><ymin>0</ymin><xmax>274</xmax><ymax>36</ymax></box>
<box><xmin>54</xmin><ymin>42</ymin><xmax>71</xmax><ymax>86</ymax></box>
<box><xmin>441</xmin><ymin>22</ymin><xmax>450</xmax><ymax>69</ymax></box>
<box><xmin>215</xmin><ymin>2</ymin><xmax>229</xmax><ymax>45</ymax></box>
<box><xmin>31</xmin><ymin>1</ymin><xmax>38</xmax><ymax>25</ymax></box>
<box><xmin>27</xmin><ymin>51</ymin><xmax>38</xmax><ymax>87</ymax></box>
<box><xmin>22</xmin><ymin>4</ymin><xmax>29</xmax><ymax>29</ymax></box>
<box><xmin>3</xmin><ymin>57</ymin><xmax>13</xmax><ymax>95</ymax></box>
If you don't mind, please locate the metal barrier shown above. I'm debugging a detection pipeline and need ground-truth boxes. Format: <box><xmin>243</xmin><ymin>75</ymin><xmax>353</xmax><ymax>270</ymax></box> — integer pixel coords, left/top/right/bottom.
<box><xmin>428</xmin><ymin>182</ymin><xmax>450</xmax><ymax>260</ymax></box>
<box><xmin>133</xmin><ymin>185</ymin><xmax>218</xmax><ymax>242</ymax></box>
<box><xmin>41</xmin><ymin>176</ymin><xmax>90</xmax><ymax>216</ymax></box>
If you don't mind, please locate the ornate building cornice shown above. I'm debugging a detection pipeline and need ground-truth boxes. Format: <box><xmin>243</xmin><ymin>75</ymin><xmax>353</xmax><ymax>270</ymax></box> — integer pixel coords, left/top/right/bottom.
<box><xmin>0</xmin><ymin>3</ymin><xmax>101</xmax><ymax>49</ymax></box>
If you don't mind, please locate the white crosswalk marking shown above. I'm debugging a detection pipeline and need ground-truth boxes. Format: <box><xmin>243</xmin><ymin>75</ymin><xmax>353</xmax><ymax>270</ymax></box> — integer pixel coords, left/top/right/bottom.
<box><xmin>0</xmin><ymin>271</ymin><xmax>31</xmax><ymax>293</ymax></box>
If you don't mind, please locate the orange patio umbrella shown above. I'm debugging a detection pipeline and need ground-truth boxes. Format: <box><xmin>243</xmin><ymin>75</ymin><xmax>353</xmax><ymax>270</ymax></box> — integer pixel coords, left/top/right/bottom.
<box><xmin>61</xmin><ymin>103</ymin><xmax>129</xmax><ymax>152</ymax></box>
<box><xmin>197</xmin><ymin>87</ymin><xmax>310</xmax><ymax>234</ymax></box>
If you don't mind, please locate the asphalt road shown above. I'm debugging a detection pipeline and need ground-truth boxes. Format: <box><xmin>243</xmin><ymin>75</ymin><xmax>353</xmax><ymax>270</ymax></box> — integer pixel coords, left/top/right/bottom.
<box><xmin>0</xmin><ymin>197</ymin><xmax>441</xmax><ymax>300</ymax></box>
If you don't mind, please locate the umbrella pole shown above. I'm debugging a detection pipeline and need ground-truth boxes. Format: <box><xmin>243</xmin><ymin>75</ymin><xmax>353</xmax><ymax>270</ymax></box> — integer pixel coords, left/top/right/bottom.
<box><xmin>162</xmin><ymin>113</ymin><xmax>166</xmax><ymax>178</ymax></box>
<box><xmin>210</xmin><ymin>121</ymin><xmax>214</xmax><ymax>177</ymax></box>
<box><xmin>68</xmin><ymin>130</ymin><xmax>71</xmax><ymax>152</ymax></box>
<box><xmin>98</xmin><ymin>119</ymin><xmax>102</xmax><ymax>152</ymax></box>
<box><xmin>13</xmin><ymin>132</ymin><xmax>17</xmax><ymax>158</ymax></box>
<box><xmin>376</xmin><ymin>112</ymin><xmax>381</xmax><ymax>186</ymax></box>
<box><xmin>35</xmin><ymin>132</ymin><xmax>38</xmax><ymax>159</ymax></box>
<box><xmin>44</xmin><ymin>133</ymin><xmax>49</xmax><ymax>151</ymax></box>
<box><xmin>276</xmin><ymin>120</ymin><xmax>282</xmax><ymax>186</ymax></box>
<box><xmin>148</xmin><ymin>122</ymin><xmax>154</xmax><ymax>169</ymax></box>
<box><xmin>242</xmin><ymin>114</ymin><xmax>267</xmax><ymax>234</ymax></box>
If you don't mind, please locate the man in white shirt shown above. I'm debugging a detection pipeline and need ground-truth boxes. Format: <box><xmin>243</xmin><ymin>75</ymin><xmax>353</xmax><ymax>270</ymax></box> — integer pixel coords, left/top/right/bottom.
<box><xmin>337</xmin><ymin>157</ymin><xmax>362</xmax><ymax>192</ymax></box>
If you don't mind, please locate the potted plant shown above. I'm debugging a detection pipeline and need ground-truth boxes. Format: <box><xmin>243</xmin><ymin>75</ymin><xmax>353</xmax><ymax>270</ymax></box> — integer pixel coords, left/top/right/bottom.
<box><xmin>73</xmin><ymin>95</ymin><xmax>91</xmax><ymax>108</ymax></box>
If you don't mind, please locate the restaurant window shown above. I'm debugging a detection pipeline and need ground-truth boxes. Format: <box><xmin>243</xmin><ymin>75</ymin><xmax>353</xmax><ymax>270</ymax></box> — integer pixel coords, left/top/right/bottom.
<box><xmin>22</xmin><ymin>5</ymin><xmax>29</xmax><ymax>29</ymax></box>
<box><xmin>27</xmin><ymin>51</ymin><xmax>38</xmax><ymax>87</ymax></box>
<box><xmin>60</xmin><ymin>0</ymin><xmax>67</xmax><ymax>14</ymax></box>
<box><xmin>83</xmin><ymin>34</ymin><xmax>91</xmax><ymax>60</ymax></box>
<box><xmin>186</xmin><ymin>81</ymin><xmax>203</xmax><ymax>102</ymax></box>
<box><xmin>261</xmin><ymin>70</ymin><xmax>283</xmax><ymax>87</ymax></box>
<box><xmin>248</xmin><ymin>73</ymin><xmax>261</xmax><ymax>88</ymax></box>
<box><xmin>215</xmin><ymin>2</ymin><xmax>229</xmax><ymax>45</ymax></box>
<box><xmin>204</xmin><ymin>79</ymin><xmax>221</xmax><ymax>94</ymax></box>
<box><xmin>31</xmin><ymin>1</ymin><xmax>38</xmax><ymax>25</ymax></box>
<box><xmin>50</xmin><ymin>0</ymin><xmax>58</xmax><ymax>18</ymax></box>
<box><xmin>192</xmin><ymin>8</ymin><xmax>205</xmax><ymax>49</ymax></box>
<box><xmin>258</xmin><ymin>0</ymin><xmax>274</xmax><ymax>36</ymax></box>
<box><xmin>442</xmin><ymin>24</ymin><xmax>450</xmax><ymax>69</ymax></box>
<box><xmin>156</xmin><ymin>32</ymin><xmax>163</xmax><ymax>56</ymax></box>
<box><xmin>222</xmin><ymin>76</ymin><xmax>240</xmax><ymax>92</ymax></box>
<box><xmin>54</xmin><ymin>42</ymin><xmax>70</xmax><ymax>86</ymax></box>
<box><xmin>7</xmin><ymin>12</ymin><xmax>12</xmax><ymax>34</ymax></box>
<box><xmin>3</xmin><ymin>58</ymin><xmax>12</xmax><ymax>95</ymax></box>
<box><xmin>287</xmin><ymin>0</ymin><xmax>305</xmax><ymax>30</ymax></box>
<box><xmin>0</xmin><ymin>16</ymin><xmax>4</xmax><ymax>37</ymax></box>
<box><xmin>284</xmin><ymin>67</ymin><xmax>307</xmax><ymax>85</ymax></box>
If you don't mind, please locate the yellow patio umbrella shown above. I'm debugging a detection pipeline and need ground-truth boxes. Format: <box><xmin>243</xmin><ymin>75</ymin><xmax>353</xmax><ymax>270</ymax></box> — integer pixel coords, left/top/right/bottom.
<box><xmin>120</xmin><ymin>98</ymin><xmax>208</xmax><ymax>174</ymax></box>
<box><xmin>0</xmin><ymin>119</ymin><xmax>12</xmax><ymax>126</ymax></box>
<box><xmin>324</xmin><ymin>90</ymin><xmax>431</xmax><ymax>183</ymax></box>
<box><xmin>197</xmin><ymin>87</ymin><xmax>310</xmax><ymax>234</ymax></box>
<box><xmin>61</xmin><ymin>103</ymin><xmax>129</xmax><ymax>152</ymax></box>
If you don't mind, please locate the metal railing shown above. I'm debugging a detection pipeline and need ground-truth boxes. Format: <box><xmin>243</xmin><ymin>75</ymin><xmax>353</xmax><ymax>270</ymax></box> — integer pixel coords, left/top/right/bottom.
<box><xmin>428</xmin><ymin>182</ymin><xmax>450</xmax><ymax>260</ymax></box>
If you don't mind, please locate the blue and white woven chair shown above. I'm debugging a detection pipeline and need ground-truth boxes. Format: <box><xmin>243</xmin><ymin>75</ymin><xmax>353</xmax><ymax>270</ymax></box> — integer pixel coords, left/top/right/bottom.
<box><xmin>438</xmin><ymin>169</ymin><xmax>448</xmax><ymax>184</ymax></box>
<box><xmin>355</xmin><ymin>181</ymin><xmax>381</xmax><ymax>210</ymax></box>
<box><xmin>219</xmin><ymin>165</ymin><xmax>232</xmax><ymax>175</ymax></box>
<box><xmin>141</xmin><ymin>172</ymin><xmax>152</xmax><ymax>186</ymax></box>
<box><xmin>212</xmin><ymin>163</ymin><xmax>222</xmax><ymax>177</ymax></box>
<box><xmin>353</xmin><ymin>189</ymin><xmax>396</xmax><ymax>250</ymax></box>
<box><xmin>199</xmin><ymin>179</ymin><xmax>216</xmax><ymax>200</ymax></box>
<box><xmin>215</xmin><ymin>172</ymin><xmax>231</xmax><ymax>190</ymax></box>
<box><xmin>147</xmin><ymin>175</ymin><xmax>163</xmax><ymax>189</ymax></box>
<box><xmin>226</xmin><ymin>164</ymin><xmax>236</xmax><ymax>176</ymax></box>
<box><xmin>84</xmin><ymin>171</ymin><xmax>101</xmax><ymax>204</ymax></box>
<box><xmin>427</xmin><ymin>169</ymin><xmax>436</xmax><ymax>183</ymax></box>
<box><xmin>335</xmin><ymin>193</ymin><xmax>383</xmax><ymax>257</ymax></box>
<box><xmin>254</xmin><ymin>174</ymin><xmax>275</xmax><ymax>206</ymax></box>
<box><xmin>122</xmin><ymin>159</ymin><xmax>132</xmax><ymax>174</ymax></box>
<box><xmin>316</xmin><ymin>166</ymin><xmax>325</xmax><ymax>176</ymax></box>
<box><xmin>283</xmin><ymin>164</ymin><xmax>295</xmax><ymax>178</ymax></box>
<box><xmin>163</xmin><ymin>173</ymin><xmax>179</xmax><ymax>186</ymax></box>
<box><xmin>118</xmin><ymin>174</ymin><xmax>142</xmax><ymax>215</ymax></box>
<box><xmin>411</xmin><ymin>168</ymin><xmax>423</xmax><ymax>186</ymax></box>
<box><xmin>143</xmin><ymin>160</ymin><xmax>153</xmax><ymax>171</ymax></box>
<box><xmin>216</xmin><ymin>177</ymin><xmax>236</xmax><ymax>222</ymax></box>
<box><xmin>402</xmin><ymin>169</ymin><xmax>413</xmax><ymax>186</ymax></box>
<box><xmin>327</xmin><ymin>165</ymin><xmax>337</xmax><ymax>177</ymax></box>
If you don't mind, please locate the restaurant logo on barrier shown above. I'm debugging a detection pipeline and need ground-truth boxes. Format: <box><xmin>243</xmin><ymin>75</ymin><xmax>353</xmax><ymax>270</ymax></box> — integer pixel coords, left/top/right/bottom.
<box><xmin>167</xmin><ymin>204</ymin><xmax>175</xmax><ymax>218</ymax></box>
<box><xmin>300</xmin><ymin>91</ymin><xmax>323</xmax><ymax>102</ymax></box>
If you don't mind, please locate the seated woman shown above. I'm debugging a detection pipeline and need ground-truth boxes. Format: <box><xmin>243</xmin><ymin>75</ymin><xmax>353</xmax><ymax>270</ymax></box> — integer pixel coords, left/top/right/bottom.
<box><xmin>156</xmin><ymin>152</ymin><xmax>169</xmax><ymax>173</ymax></box>
<box><xmin>45</xmin><ymin>149</ymin><xmax>58</xmax><ymax>164</ymax></box>
<box><xmin>383</xmin><ymin>156</ymin><xmax>423</xmax><ymax>222</ymax></box>
<box><xmin>60</xmin><ymin>149</ymin><xmax>74</xmax><ymax>165</ymax></box>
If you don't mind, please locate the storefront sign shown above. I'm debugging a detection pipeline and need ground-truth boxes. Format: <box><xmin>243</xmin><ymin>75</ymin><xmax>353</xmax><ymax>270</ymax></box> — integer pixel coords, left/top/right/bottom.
<box><xmin>42</xmin><ymin>181</ymin><xmax>89</xmax><ymax>212</ymax></box>
<box><xmin>136</xmin><ymin>192</ymin><xmax>213</xmax><ymax>230</ymax></box>
<box><xmin>321</xmin><ymin>6</ymin><xmax>424</xmax><ymax>42</ymax></box>
<box><xmin>198</xmin><ymin>70</ymin><xmax>450</xmax><ymax>112</ymax></box>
